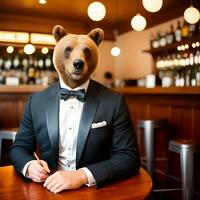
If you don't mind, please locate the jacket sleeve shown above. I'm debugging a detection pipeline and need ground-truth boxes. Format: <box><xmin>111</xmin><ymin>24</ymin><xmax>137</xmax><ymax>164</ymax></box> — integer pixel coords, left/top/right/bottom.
<box><xmin>10</xmin><ymin>94</ymin><xmax>36</xmax><ymax>174</ymax></box>
<box><xmin>86</xmin><ymin>95</ymin><xmax>141</xmax><ymax>188</ymax></box>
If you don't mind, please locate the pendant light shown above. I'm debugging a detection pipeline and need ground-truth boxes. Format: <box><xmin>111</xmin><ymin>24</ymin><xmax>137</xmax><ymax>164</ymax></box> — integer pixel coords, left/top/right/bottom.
<box><xmin>87</xmin><ymin>1</ymin><xmax>106</xmax><ymax>21</ymax></box>
<box><xmin>111</xmin><ymin>1</ymin><xmax>121</xmax><ymax>57</ymax></box>
<box><xmin>131</xmin><ymin>14</ymin><xmax>146</xmax><ymax>31</ymax></box>
<box><xmin>184</xmin><ymin>1</ymin><xmax>200</xmax><ymax>24</ymax></box>
<box><xmin>131</xmin><ymin>1</ymin><xmax>147</xmax><ymax>31</ymax></box>
<box><xmin>142</xmin><ymin>0</ymin><xmax>163</xmax><ymax>13</ymax></box>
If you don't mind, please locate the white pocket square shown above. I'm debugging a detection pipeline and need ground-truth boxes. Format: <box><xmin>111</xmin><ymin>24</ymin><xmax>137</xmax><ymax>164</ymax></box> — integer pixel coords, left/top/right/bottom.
<box><xmin>91</xmin><ymin>121</ymin><xmax>107</xmax><ymax>129</ymax></box>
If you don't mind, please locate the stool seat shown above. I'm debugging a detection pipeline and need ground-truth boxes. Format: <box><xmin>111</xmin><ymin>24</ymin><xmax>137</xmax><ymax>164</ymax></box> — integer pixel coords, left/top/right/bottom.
<box><xmin>169</xmin><ymin>139</ymin><xmax>200</xmax><ymax>153</ymax></box>
<box><xmin>169</xmin><ymin>139</ymin><xmax>200</xmax><ymax>200</ymax></box>
<box><xmin>138</xmin><ymin>118</ymin><xmax>167</xmax><ymax>129</ymax></box>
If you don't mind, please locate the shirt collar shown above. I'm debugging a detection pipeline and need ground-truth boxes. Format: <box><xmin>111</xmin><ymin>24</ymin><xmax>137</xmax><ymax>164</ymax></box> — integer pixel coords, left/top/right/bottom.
<box><xmin>59</xmin><ymin>78</ymin><xmax>90</xmax><ymax>93</ymax></box>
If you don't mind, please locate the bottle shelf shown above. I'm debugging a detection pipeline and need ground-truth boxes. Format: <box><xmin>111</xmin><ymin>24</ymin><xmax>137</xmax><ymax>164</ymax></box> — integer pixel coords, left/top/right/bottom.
<box><xmin>143</xmin><ymin>35</ymin><xmax>200</xmax><ymax>54</ymax></box>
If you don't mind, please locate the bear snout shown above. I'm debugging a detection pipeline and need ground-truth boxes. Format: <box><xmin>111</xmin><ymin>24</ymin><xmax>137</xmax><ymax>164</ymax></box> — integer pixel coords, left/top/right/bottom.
<box><xmin>73</xmin><ymin>59</ymin><xmax>85</xmax><ymax>70</ymax></box>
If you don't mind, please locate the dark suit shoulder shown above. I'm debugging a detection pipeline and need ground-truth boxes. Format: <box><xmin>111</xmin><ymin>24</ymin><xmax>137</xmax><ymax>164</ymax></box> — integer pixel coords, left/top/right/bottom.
<box><xmin>31</xmin><ymin>82</ymin><xmax>59</xmax><ymax>99</ymax></box>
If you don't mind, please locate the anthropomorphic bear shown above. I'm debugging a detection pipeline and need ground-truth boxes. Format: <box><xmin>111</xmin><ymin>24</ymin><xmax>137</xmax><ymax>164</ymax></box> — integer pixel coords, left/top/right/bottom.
<box><xmin>11</xmin><ymin>25</ymin><xmax>140</xmax><ymax>193</ymax></box>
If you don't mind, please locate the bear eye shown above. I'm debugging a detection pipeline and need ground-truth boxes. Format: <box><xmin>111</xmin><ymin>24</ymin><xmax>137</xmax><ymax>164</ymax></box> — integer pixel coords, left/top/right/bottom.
<box><xmin>65</xmin><ymin>46</ymin><xmax>73</xmax><ymax>53</ymax></box>
<box><xmin>83</xmin><ymin>47</ymin><xmax>91</xmax><ymax>59</ymax></box>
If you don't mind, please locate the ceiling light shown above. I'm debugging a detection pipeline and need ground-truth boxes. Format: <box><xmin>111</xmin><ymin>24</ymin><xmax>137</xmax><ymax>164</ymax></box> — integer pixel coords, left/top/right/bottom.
<box><xmin>7</xmin><ymin>46</ymin><xmax>14</xmax><ymax>54</ymax></box>
<box><xmin>87</xmin><ymin>1</ymin><xmax>106</xmax><ymax>21</ymax></box>
<box><xmin>39</xmin><ymin>0</ymin><xmax>46</xmax><ymax>4</ymax></box>
<box><xmin>111</xmin><ymin>47</ymin><xmax>121</xmax><ymax>57</ymax></box>
<box><xmin>142</xmin><ymin>0</ymin><xmax>163</xmax><ymax>12</ymax></box>
<box><xmin>24</xmin><ymin>44</ymin><xmax>35</xmax><ymax>55</ymax></box>
<box><xmin>184</xmin><ymin>6</ymin><xmax>200</xmax><ymax>24</ymax></box>
<box><xmin>131</xmin><ymin>14</ymin><xmax>147</xmax><ymax>31</ymax></box>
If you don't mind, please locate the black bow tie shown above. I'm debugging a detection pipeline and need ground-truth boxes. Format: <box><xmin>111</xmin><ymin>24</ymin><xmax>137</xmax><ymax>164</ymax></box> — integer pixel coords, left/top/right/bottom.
<box><xmin>59</xmin><ymin>88</ymin><xmax>85</xmax><ymax>102</ymax></box>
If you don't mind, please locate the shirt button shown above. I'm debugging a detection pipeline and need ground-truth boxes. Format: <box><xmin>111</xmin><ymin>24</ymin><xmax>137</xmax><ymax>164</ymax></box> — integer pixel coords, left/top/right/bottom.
<box><xmin>68</xmin><ymin>165</ymin><xmax>70</xmax><ymax>168</ymax></box>
<box><xmin>69</xmin><ymin>127</ymin><xmax>72</xmax><ymax>130</ymax></box>
<box><xmin>68</xmin><ymin>147</ymin><xmax>71</xmax><ymax>151</ymax></box>
<box><xmin>70</xmin><ymin>106</ymin><xmax>74</xmax><ymax>109</ymax></box>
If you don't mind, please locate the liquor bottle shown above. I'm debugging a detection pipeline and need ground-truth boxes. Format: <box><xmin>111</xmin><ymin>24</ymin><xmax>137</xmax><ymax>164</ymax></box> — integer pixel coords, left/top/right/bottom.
<box><xmin>181</xmin><ymin>20</ymin><xmax>189</xmax><ymax>39</ymax></box>
<box><xmin>4</xmin><ymin>55</ymin><xmax>12</xmax><ymax>71</ymax></box>
<box><xmin>0</xmin><ymin>55</ymin><xmax>4</xmax><ymax>70</ymax></box>
<box><xmin>27</xmin><ymin>55</ymin><xmax>35</xmax><ymax>84</ymax></box>
<box><xmin>152</xmin><ymin>33</ymin><xmax>160</xmax><ymax>48</ymax></box>
<box><xmin>34</xmin><ymin>55</ymin><xmax>41</xmax><ymax>85</ymax></box>
<box><xmin>175</xmin><ymin>21</ymin><xmax>182</xmax><ymax>42</ymax></box>
<box><xmin>22</xmin><ymin>56</ymin><xmax>28</xmax><ymax>71</ymax></box>
<box><xmin>196</xmin><ymin>66</ymin><xmax>200</xmax><ymax>86</ymax></box>
<box><xmin>191</xmin><ymin>66</ymin><xmax>197</xmax><ymax>86</ymax></box>
<box><xmin>150</xmin><ymin>34</ymin><xmax>155</xmax><ymax>49</ymax></box>
<box><xmin>188</xmin><ymin>23</ymin><xmax>197</xmax><ymax>38</ymax></box>
<box><xmin>13</xmin><ymin>55</ymin><xmax>20</xmax><ymax>70</ymax></box>
<box><xmin>38</xmin><ymin>55</ymin><xmax>44</xmax><ymax>70</ymax></box>
<box><xmin>159</xmin><ymin>31</ymin><xmax>167</xmax><ymax>47</ymax></box>
<box><xmin>45</xmin><ymin>54</ymin><xmax>52</xmax><ymax>70</ymax></box>
<box><xmin>0</xmin><ymin>56</ymin><xmax>4</xmax><ymax>84</ymax></box>
<box><xmin>166</xmin><ymin>25</ymin><xmax>175</xmax><ymax>44</ymax></box>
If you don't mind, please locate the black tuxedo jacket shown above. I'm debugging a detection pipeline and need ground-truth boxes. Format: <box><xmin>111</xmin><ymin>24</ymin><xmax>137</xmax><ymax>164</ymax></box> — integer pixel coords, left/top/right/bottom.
<box><xmin>11</xmin><ymin>80</ymin><xmax>140</xmax><ymax>187</ymax></box>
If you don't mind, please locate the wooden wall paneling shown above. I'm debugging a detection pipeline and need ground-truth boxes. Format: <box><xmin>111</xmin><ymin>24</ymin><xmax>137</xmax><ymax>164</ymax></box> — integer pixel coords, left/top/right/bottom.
<box><xmin>194</xmin><ymin>107</ymin><xmax>200</xmax><ymax>139</ymax></box>
<box><xmin>170</xmin><ymin>106</ymin><xmax>194</xmax><ymax>139</ymax></box>
<box><xmin>0</xmin><ymin>101</ymin><xmax>19</xmax><ymax>128</ymax></box>
<box><xmin>0</xmin><ymin>93</ymin><xmax>29</xmax><ymax>129</ymax></box>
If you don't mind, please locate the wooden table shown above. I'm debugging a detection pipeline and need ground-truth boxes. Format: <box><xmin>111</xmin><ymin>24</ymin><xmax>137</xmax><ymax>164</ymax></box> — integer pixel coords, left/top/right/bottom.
<box><xmin>0</xmin><ymin>166</ymin><xmax>152</xmax><ymax>200</ymax></box>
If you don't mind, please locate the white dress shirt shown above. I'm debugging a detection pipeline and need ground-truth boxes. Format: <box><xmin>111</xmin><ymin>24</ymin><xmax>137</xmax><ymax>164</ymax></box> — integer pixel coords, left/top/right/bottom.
<box><xmin>22</xmin><ymin>79</ymin><xmax>96</xmax><ymax>186</ymax></box>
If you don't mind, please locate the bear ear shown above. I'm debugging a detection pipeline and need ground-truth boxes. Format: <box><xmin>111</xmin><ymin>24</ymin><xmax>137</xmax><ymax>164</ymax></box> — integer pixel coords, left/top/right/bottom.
<box><xmin>88</xmin><ymin>28</ymin><xmax>104</xmax><ymax>46</ymax></box>
<box><xmin>53</xmin><ymin>25</ymin><xmax>68</xmax><ymax>42</ymax></box>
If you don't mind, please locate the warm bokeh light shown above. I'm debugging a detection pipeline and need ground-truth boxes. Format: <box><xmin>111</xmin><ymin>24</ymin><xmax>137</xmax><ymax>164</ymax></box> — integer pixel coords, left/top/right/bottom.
<box><xmin>41</xmin><ymin>47</ymin><xmax>49</xmax><ymax>54</ymax></box>
<box><xmin>30</xmin><ymin>33</ymin><xmax>56</xmax><ymax>45</ymax></box>
<box><xmin>111</xmin><ymin>47</ymin><xmax>121</xmax><ymax>57</ymax></box>
<box><xmin>7</xmin><ymin>46</ymin><xmax>14</xmax><ymax>54</ymax></box>
<box><xmin>87</xmin><ymin>2</ymin><xmax>106</xmax><ymax>21</ymax></box>
<box><xmin>0</xmin><ymin>31</ymin><xmax>29</xmax><ymax>43</ymax></box>
<box><xmin>24</xmin><ymin>44</ymin><xmax>35</xmax><ymax>55</ymax></box>
<box><xmin>39</xmin><ymin>0</ymin><xmax>46</xmax><ymax>4</ymax></box>
<box><xmin>142</xmin><ymin>0</ymin><xmax>163</xmax><ymax>13</ymax></box>
<box><xmin>131</xmin><ymin>14</ymin><xmax>147</xmax><ymax>31</ymax></box>
<box><xmin>184</xmin><ymin>6</ymin><xmax>200</xmax><ymax>24</ymax></box>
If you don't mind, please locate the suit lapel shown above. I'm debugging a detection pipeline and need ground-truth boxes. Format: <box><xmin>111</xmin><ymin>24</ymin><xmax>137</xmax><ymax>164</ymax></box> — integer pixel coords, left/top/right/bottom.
<box><xmin>76</xmin><ymin>80</ymin><xmax>99</xmax><ymax>166</ymax></box>
<box><xmin>45</xmin><ymin>83</ymin><xmax>60</xmax><ymax>165</ymax></box>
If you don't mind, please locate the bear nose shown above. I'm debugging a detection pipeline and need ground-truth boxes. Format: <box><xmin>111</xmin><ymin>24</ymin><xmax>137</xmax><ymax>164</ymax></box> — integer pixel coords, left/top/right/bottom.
<box><xmin>73</xmin><ymin>59</ymin><xmax>84</xmax><ymax>70</ymax></box>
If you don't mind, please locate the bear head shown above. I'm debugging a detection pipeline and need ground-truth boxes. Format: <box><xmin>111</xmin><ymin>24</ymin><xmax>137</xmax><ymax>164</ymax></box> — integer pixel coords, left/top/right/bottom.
<box><xmin>52</xmin><ymin>25</ymin><xmax>104</xmax><ymax>88</ymax></box>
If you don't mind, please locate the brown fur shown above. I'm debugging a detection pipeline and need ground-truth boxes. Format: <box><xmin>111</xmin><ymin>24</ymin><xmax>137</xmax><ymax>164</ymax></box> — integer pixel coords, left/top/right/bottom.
<box><xmin>52</xmin><ymin>25</ymin><xmax>104</xmax><ymax>88</ymax></box>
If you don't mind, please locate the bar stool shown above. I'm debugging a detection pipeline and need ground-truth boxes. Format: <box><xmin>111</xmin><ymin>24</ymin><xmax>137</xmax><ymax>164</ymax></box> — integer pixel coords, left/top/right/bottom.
<box><xmin>169</xmin><ymin>139</ymin><xmax>200</xmax><ymax>200</ymax></box>
<box><xmin>0</xmin><ymin>129</ymin><xmax>17</xmax><ymax>165</ymax></box>
<box><xmin>137</xmin><ymin>118</ymin><xmax>168</xmax><ymax>178</ymax></box>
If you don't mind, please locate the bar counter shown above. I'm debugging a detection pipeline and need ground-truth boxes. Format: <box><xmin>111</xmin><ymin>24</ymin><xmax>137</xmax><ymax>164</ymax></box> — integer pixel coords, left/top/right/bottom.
<box><xmin>1</xmin><ymin>85</ymin><xmax>200</xmax><ymax>141</ymax></box>
<box><xmin>114</xmin><ymin>86</ymin><xmax>200</xmax><ymax>140</ymax></box>
<box><xmin>1</xmin><ymin>85</ymin><xmax>200</xmax><ymax>194</ymax></box>
<box><xmin>0</xmin><ymin>85</ymin><xmax>46</xmax><ymax>94</ymax></box>
<box><xmin>115</xmin><ymin>86</ymin><xmax>200</xmax><ymax>95</ymax></box>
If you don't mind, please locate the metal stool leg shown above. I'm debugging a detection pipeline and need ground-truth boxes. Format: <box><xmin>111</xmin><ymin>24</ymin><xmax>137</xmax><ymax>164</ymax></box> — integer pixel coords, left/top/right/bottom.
<box><xmin>180</xmin><ymin>148</ymin><xmax>193</xmax><ymax>200</ymax></box>
<box><xmin>143</xmin><ymin>121</ymin><xmax>154</xmax><ymax>177</ymax></box>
